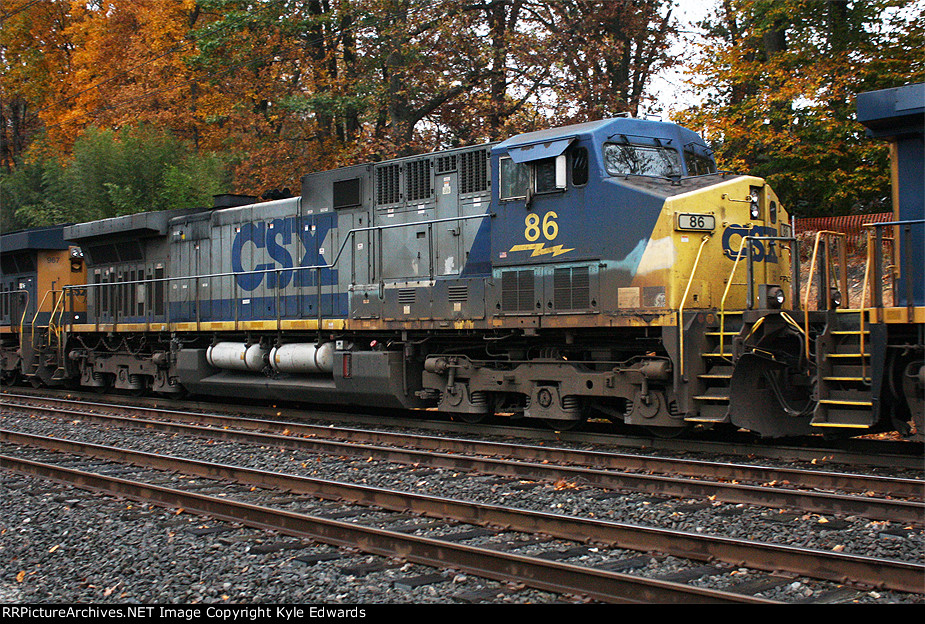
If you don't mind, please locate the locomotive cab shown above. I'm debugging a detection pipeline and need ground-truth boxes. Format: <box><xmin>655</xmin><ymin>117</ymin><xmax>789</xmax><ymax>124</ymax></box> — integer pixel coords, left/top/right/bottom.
<box><xmin>474</xmin><ymin>118</ymin><xmax>796</xmax><ymax>431</ymax></box>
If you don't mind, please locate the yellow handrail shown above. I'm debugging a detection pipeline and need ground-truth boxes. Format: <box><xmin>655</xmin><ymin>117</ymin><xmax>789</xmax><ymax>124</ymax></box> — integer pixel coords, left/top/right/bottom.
<box><xmin>30</xmin><ymin>289</ymin><xmax>57</xmax><ymax>344</ymax></box>
<box><xmin>678</xmin><ymin>234</ymin><xmax>712</xmax><ymax>379</ymax></box>
<box><xmin>857</xmin><ymin>224</ymin><xmax>896</xmax><ymax>383</ymax></box>
<box><xmin>859</xmin><ymin>229</ymin><xmax>872</xmax><ymax>382</ymax></box>
<box><xmin>29</xmin><ymin>289</ymin><xmax>65</xmax><ymax>357</ymax></box>
<box><xmin>718</xmin><ymin>236</ymin><xmax>753</xmax><ymax>361</ymax></box>
<box><xmin>49</xmin><ymin>287</ymin><xmax>66</xmax><ymax>339</ymax></box>
<box><xmin>802</xmin><ymin>231</ymin><xmax>847</xmax><ymax>360</ymax></box>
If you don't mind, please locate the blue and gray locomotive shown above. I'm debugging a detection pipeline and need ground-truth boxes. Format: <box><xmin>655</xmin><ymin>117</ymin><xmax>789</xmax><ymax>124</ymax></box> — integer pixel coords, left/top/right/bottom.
<box><xmin>3</xmin><ymin>95</ymin><xmax>922</xmax><ymax>440</ymax></box>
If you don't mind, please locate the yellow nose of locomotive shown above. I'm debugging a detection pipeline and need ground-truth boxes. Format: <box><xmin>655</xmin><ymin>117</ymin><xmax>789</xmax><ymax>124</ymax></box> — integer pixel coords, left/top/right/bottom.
<box><xmin>631</xmin><ymin>175</ymin><xmax>792</xmax><ymax>313</ymax></box>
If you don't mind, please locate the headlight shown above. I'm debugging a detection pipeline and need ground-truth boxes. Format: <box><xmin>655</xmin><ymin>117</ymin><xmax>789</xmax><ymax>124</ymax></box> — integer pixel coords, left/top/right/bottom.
<box><xmin>830</xmin><ymin>288</ymin><xmax>842</xmax><ymax>308</ymax></box>
<box><xmin>770</xmin><ymin>286</ymin><xmax>785</xmax><ymax>309</ymax></box>
<box><xmin>749</xmin><ymin>191</ymin><xmax>760</xmax><ymax>220</ymax></box>
<box><xmin>762</xmin><ymin>285</ymin><xmax>785</xmax><ymax>309</ymax></box>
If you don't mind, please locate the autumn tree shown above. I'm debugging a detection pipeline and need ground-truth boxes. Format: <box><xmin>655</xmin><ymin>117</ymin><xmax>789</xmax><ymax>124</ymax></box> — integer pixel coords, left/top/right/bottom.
<box><xmin>18</xmin><ymin>1</ymin><xmax>204</xmax><ymax>150</ymax></box>
<box><xmin>0</xmin><ymin>0</ymin><xmax>88</xmax><ymax>172</ymax></box>
<box><xmin>3</xmin><ymin>0</ymin><xmax>685</xmax><ymax>224</ymax></box>
<box><xmin>400</xmin><ymin>0</ymin><xmax>679</xmax><ymax>146</ymax></box>
<box><xmin>524</xmin><ymin>0</ymin><xmax>678</xmax><ymax>122</ymax></box>
<box><xmin>678</xmin><ymin>0</ymin><xmax>925</xmax><ymax>217</ymax></box>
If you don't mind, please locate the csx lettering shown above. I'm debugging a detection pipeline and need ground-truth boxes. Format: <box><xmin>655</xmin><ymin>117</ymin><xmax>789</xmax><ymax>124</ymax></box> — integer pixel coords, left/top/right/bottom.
<box><xmin>231</xmin><ymin>216</ymin><xmax>336</xmax><ymax>291</ymax></box>
<box><xmin>721</xmin><ymin>224</ymin><xmax>779</xmax><ymax>263</ymax></box>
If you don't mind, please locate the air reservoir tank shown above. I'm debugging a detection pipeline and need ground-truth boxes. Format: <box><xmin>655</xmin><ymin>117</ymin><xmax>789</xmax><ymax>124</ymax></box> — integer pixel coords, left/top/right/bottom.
<box><xmin>207</xmin><ymin>342</ymin><xmax>267</xmax><ymax>372</ymax></box>
<box><xmin>268</xmin><ymin>342</ymin><xmax>334</xmax><ymax>374</ymax></box>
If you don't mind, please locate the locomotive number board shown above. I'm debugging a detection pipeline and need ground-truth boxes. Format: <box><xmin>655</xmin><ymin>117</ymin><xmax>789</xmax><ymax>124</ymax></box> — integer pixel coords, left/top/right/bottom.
<box><xmin>675</xmin><ymin>213</ymin><xmax>716</xmax><ymax>231</ymax></box>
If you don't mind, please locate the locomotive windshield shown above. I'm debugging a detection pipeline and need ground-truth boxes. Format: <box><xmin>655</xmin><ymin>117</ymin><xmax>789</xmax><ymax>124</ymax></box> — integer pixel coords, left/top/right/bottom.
<box><xmin>603</xmin><ymin>142</ymin><xmax>681</xmax><ymax>178</ymax></box>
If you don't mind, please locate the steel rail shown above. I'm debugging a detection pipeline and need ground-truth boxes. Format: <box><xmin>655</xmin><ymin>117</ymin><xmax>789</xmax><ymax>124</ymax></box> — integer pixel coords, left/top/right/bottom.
<box><xmin>4</xmin><ymin>399</ymin><xmax>922</xmax><ymax>525</ymax></box>
<box><xmin>5</xmin><ymin>388</ymin><xmax>922</xmax><ymax>470</ymax></box>
<box><xmin>4</xmin><ymin>394</ymin><xmax>921</xmax><ymax>500</ymax></box>
<box><xmin>3</xmin><ymin>428</ymin><xmax>921</xmax><ymax>594</ymax></box>
<box><xmin>0</xmin><ymin>451</ymin><xmax>774</xmax><ymax>604</ymax></box>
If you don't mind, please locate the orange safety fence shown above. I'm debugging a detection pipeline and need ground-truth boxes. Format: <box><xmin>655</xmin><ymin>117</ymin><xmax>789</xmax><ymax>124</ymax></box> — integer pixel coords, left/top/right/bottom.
<box><xmin>794</xmin><ymin>213</ymin><xmax>893</xmax><ymax>254</ymax></box>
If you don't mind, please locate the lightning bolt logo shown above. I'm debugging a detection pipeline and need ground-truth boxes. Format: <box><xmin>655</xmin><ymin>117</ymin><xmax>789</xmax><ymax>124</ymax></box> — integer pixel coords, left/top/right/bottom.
<box><xmin>509</xmin><ymin>243</ymin><xmax>575</xmax><ymax>257</ymax></box>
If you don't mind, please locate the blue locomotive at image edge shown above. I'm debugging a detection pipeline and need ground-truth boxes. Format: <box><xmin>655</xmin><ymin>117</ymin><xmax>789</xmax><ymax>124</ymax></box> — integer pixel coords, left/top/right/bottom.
<box><xmin>2</xmin><ymin>84</ymin><xmax>922</xmax><ymax>440</ymax></box>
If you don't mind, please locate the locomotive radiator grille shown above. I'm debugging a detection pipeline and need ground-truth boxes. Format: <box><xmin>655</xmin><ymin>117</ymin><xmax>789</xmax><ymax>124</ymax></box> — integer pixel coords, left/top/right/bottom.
<box><xmin>501</xmin><ymin>270</ymin><xmax>534</xmax><ymax>312</ymax></box>
<box><xmin>459</xmin><ymin>149</ymin><xmax>489</xmax><ymax>194</ymax></box>
<box><xmin>398</xmin><ymin>289</ymin><xmax>416</xmax><ymax>305</ymax></box>
<box><xmin>406</xmin><ymin>159</ymin><xmax>432</xmax><ymax>201</ymax></box>
<box><xmin>447</xmin><ymin>285</ymin><xmax>469</xmax><ymax>302</ymax></box>
<box><xmin>376</xmin><ymin>164</ymin><xmax>401</xmax><ymax>205</ymax></box>
<box><xmin>554</xmin><ymin>266</ymin><xmax>590</xmax><ymax>311</ymax></box>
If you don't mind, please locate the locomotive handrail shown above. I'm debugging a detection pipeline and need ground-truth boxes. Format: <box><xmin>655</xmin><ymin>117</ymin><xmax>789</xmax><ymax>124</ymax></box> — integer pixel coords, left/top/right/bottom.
<box><xmin>49</xmin><ymin>288</ymin><xmax>65</xmax><ymax>336</ymax></box>
<box><xmin>717</xmin><ymin>233</ymin><xmax>799</xmax><ymax>361</ymax></box>
<box><xmin>30</xmin><ymin>289</ymin><xmax>56</xmax><ymax>338</ymax></box>
<box><xmin>719</xmin><ymin>237</ymin><xmax>752</xmax><ymax>362</ymax></box>
<box><xmin>29</xmin><ymin>289</ymin><xmax>65</xmax><ymax>367</ymax></box>
<box><xmin>859</xmin><ymin>218</ymin><xmax>925</xmax><ymax>381</ymax></box>
<box><xmin>0</xmin><ymin>289</ymin><xmax>31</xmax><ymax>335</ymax></box>
<box><xmin>48</xmin><ymin>288</ymin><xmax>67</xmax><ymax>368</ymax></box>
<box><xmin>861</xmin><ymin>219</ymin><xmax>924</xmax><ymax>315</ymax></box>
<box><xmin>858</xmin><ymin>228</ymin><xmax>883</xmax><ymax>383</ymax></box>
<box><xmin>61</xmin><ymin>212</ymin><xmax>495</xmax><ymax>331</ymax></box>
<box><xmin>677</xmin><ymin>234</ymin><xmax>712</xmax><ymax>380</ymax></box>
<box><xmin>802</xmin><ymin>231</ymin><xmax>848</xmax><ymax>360</ymax></box>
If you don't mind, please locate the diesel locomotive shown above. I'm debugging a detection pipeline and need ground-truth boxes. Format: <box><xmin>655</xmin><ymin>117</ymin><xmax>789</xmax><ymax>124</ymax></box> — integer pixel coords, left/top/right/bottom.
<box><xmin>2</xmin><ymin>86</ymin><xmax>922</xmax><ymax>440</ymax></box>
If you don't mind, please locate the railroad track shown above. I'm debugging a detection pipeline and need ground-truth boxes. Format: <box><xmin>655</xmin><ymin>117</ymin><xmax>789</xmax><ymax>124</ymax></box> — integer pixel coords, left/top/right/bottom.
<box><xmin>4</xmin><ymin>387</ymin><xmax>922</xmax><ymax>470</ymax></box>
<box><xmin>3</xmin><ymin>393</ymin><xmax>923</xmax><ymax>524</ymax></box>
<box><xmin>2</xmin><ymin>393</ymin><xmax>923</xmax><ymax>602</ymax></box>
<box><xmin>2</xmin><ymin>436</ymin><xmax>773</xmax><ymax>604</ymax></box>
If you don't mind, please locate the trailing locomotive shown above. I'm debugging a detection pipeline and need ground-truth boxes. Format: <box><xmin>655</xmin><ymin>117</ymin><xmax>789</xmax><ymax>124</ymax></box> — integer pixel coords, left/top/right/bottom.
<box><xmin>2</xmin><ymin>91</ymin><xmax>922</xmax><ymax>441</ymax></box>
<box><xmin>0</xmin><ymin>226</ymin><xmax>86</xmax><ymax>387</ymax></box>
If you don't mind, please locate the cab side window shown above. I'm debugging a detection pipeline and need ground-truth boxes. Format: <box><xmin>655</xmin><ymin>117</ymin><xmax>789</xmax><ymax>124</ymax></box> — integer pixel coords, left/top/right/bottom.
<box><xmin>500</xmin><ymin>152</ymin><xmax>571</xmax><ymax>200</ymax></box>
<box><xmin>500</xmin><ymin>157</ymin><xmax>529</xmax><ymax>200</ymax></box>
<box><xmin>571</xmin><ymin>146</ymin><xmax>589</xmax><ymax>186</ymax></box>
<box><xmin>683</xmin><ymin>151</ymin><xmax>717</xmax><ymax>176</ymax></box>
<box><xmin>533</xmin><ymin>157</ymin><xmax>558</xmax><ymax>193</ymax></box>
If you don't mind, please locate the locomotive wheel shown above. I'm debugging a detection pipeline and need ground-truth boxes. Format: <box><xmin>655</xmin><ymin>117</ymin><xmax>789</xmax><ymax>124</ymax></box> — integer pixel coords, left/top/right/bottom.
<box><xmin>91</xmin><ymin>373</ymin><xmax>112</xmax><ymax>394</ymax></box>
<box><xmin>645</xmin><ymin>425</ymin><xmax>690</xmax><ymax>439</ymax></box>
<box><xmin>456</xmin><ymin>412</ymin><xmax>489</xmax><ymax>424</ymax></box>
<box><xmin>1</xmin><ymin>370</ymin><xmax>20</xmax><ymax>386</ymax></box>
<box><xmin>542</xmin><ymin>417</ymin><xmax>585</xmax><ymax>431</ymax></box>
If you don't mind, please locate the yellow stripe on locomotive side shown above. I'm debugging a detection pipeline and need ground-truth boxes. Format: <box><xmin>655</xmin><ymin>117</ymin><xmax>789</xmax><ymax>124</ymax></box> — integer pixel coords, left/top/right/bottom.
<box><xmin>881</xmin><ymin>306</ymin><xmax>925</xmax><ymax>324</ymax></box>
